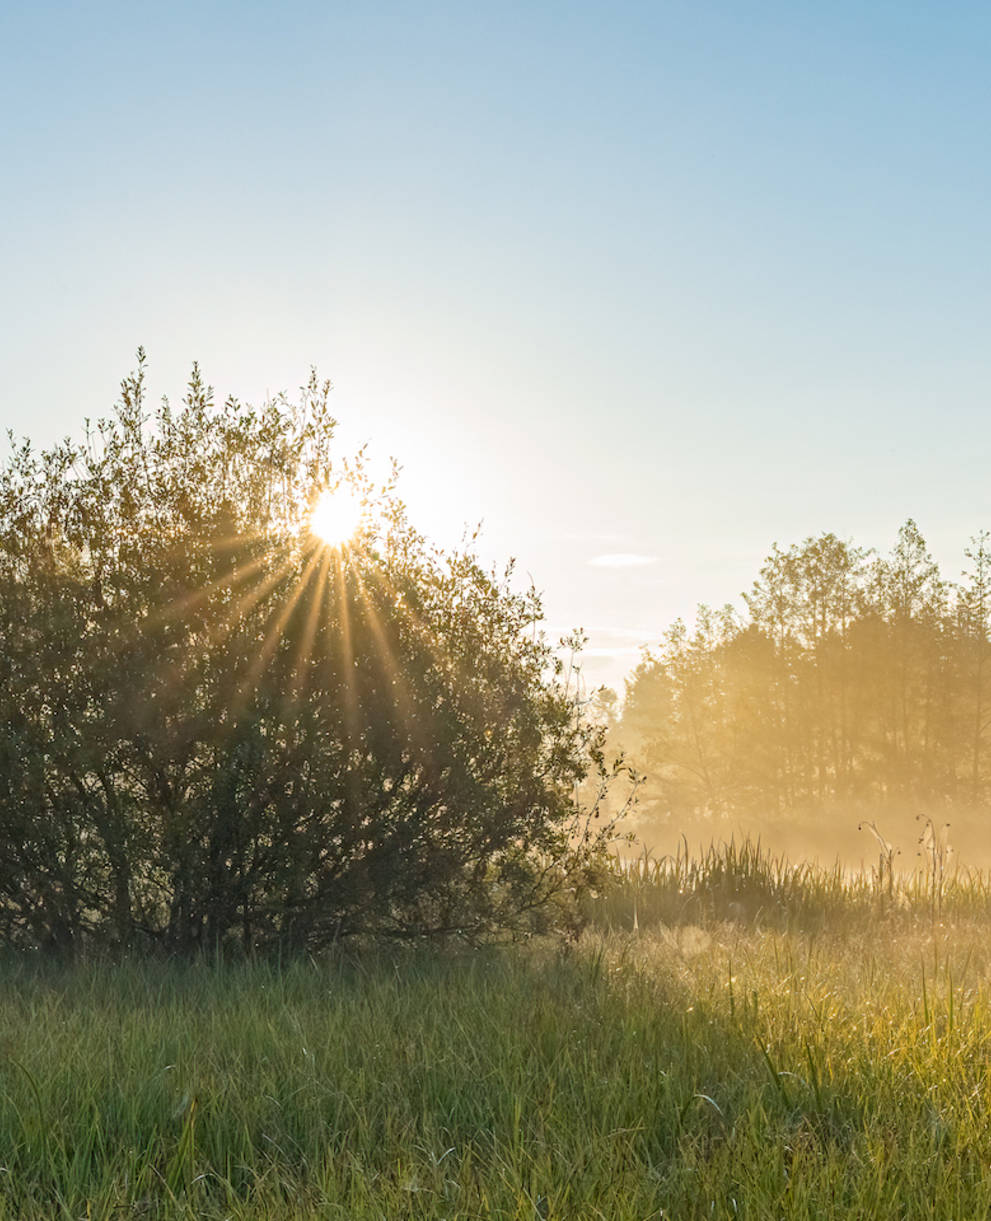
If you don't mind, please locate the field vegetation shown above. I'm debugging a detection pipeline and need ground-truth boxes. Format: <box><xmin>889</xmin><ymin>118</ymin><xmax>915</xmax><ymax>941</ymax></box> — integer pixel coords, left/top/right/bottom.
<box><xmin>3</xmin><ymin>843</ymin><xmax>991</xmax><ymax>1219</ymax></box>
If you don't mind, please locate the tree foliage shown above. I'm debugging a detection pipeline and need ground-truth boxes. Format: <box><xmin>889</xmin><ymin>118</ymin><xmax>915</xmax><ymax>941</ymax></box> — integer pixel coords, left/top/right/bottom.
<box><xmin>0</xmin><ymin>355</ymin><xmax>617</xmax><ymax>953</ymax></box>
<box><xmin>623</xmin><ymin>523</ymin><xmax>991</xmax><ymax>829</ymax></box>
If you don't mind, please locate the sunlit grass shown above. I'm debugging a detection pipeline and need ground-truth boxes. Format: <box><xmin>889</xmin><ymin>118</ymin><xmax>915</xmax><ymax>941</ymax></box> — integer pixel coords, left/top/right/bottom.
<box><xmin>588</xmin><ymin>837</ymin><xmax>991</xmax><ymax>934</ymax></box>
<box><xmin>4</xmin><ymin>905</ymin><xmax>991</xmax><ymax>1218</ymax></box>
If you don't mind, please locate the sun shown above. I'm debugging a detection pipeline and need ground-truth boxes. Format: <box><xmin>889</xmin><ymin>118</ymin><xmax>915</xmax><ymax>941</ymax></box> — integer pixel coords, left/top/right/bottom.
<box><xmin>310</xmin><ymin>486</ymin><xmax>364</xmax><ymax>546</ymax></box>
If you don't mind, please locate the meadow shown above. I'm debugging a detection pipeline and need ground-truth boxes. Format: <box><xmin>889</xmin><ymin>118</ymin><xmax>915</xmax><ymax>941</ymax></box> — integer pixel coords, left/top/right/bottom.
<box><xmin>2</xmin><ymin>845</ymin><xmax>991</xmax><ymax>1219</ymax></box>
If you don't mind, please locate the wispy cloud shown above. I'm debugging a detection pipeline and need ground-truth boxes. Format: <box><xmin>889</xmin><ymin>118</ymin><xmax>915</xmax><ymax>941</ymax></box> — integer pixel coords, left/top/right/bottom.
<box><xmin>579</xmin><ymin>646</ymin><xmax>645</xmax><ymax>658</ymax></box>
<box><xmin>588</xmin><ymin>553</ymin><xmax>658</xmax><ymax>569</ymax></box>
<box><xmin>544</xmin><ymin>624</ymin><xmax>656</xmax><ymax>642</ymax></box>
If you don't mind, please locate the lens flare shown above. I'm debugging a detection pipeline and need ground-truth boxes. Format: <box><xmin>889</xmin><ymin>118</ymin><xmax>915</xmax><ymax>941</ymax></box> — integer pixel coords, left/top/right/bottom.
<box><xmin>311</xmin><ymin>486</ymin><xmax>363</xmax><ymax>546</ymax></box>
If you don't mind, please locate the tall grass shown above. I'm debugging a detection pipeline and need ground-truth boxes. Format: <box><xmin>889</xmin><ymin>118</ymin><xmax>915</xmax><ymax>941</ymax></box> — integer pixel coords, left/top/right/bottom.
<box><xmin>588</xmin><ymin>836</ymin><xmax>991</xmax><ymax>933</ymax></box>
<box><xmin>3</xmin><ymin>844</ymin><xmax>991</xmax><ymax>1217</ymax></box>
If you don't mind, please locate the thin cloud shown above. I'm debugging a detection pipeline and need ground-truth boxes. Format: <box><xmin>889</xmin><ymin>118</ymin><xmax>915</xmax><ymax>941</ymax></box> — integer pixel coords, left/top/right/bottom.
<box><xmin>588</xmin><ymin>553</ymin><xmax>658</xmax><ymax>569</ymax></box>
<box><xmin>579</xmin><ymin>646</ymin><xmax>645</xmax><ymax>658</ymax></box>
<box><xmin>544</xmin><ymin>624</ymin><xmax>657</xmax><ymax>642</ymax></box>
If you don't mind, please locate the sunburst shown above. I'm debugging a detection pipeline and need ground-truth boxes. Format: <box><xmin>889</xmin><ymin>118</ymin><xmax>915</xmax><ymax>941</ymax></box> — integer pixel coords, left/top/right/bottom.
<box><xmin>311</xmin><ymin>486</ymin><xmax>364</xmax><ymax>547</ymax></box>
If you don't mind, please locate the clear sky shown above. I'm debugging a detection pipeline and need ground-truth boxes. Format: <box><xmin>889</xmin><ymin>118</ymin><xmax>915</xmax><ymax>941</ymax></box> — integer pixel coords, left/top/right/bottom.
<box><xmin>3</xmin><ymin>2</ymin><xmax>990</xmax><ymax>690</ymax></box>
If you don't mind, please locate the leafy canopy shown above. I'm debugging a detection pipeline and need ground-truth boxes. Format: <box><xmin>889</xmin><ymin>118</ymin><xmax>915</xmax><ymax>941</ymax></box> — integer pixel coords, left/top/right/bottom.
<box><xmin>0</xmin><ymin>354</ymin><xmax>620</xmax><ymax>952</ymax></box>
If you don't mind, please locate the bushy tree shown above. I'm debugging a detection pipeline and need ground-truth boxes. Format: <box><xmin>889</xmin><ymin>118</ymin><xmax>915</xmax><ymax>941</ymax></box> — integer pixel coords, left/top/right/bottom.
<box><xmin>0</xmin><ymin>354</ymin><xmax>618</xmax><ymax>952</ymax></box>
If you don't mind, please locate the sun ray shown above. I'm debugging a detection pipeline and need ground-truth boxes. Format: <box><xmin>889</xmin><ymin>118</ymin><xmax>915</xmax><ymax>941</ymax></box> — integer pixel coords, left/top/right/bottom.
<box><xmin>360</xmin><ymin>562</ymin><xmax>449</xmax><ymax>680</ymax></box>
<box><xmin>287</xmin><ymin>548</ymin><xmax>332</xmax><ymax>699</ymax></box>
<box><xmin>138</xmin><ymin>553</ymin><xmax>298</xmax><ymax>719</ymax></box>
<box><xmin>229</xmin><ymin>549</ymin><xmax>325</xmax><ymax>716</ymax></box>
<box><xmin>210</xmin><ymin>557</ymin><xmax>297</xmax><ymax>634</ymax></box>
<box><xmin>349</xmin><ymin>563</ymin><xmax>429</xmax><ymax>764</ymax></box>
<box><xmin>331</xmin><ymin>549</ymin><xmax>364</xmax><ymax>829</ymax></box>
<box><xmin>145</xmin><ymin>551</ymin><xmax>272</xmax><ymax>627</ymax></box>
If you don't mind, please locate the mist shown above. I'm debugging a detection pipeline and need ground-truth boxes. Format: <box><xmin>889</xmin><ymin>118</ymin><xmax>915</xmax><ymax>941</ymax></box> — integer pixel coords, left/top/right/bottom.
<box><xmin>608</xmin><ymin>519</ymin><xmax>991</xmax><ymax>872</ymax></box>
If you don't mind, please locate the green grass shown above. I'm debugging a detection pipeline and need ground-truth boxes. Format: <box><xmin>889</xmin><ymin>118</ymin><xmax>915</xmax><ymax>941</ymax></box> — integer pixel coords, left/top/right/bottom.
<box><xmin>588</xmin><ymin>835</ymin><xmax>991</xmax><ymax>932</ymax></box>
<box><xmin>3</xmin><ymin>900</ymin><xmax>991</xmax><ymax>1219</ymax></box>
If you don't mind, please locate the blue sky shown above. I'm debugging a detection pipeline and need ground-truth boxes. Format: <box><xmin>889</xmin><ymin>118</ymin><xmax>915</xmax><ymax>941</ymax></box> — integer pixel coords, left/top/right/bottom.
<box><xmin>2</xmin><ymin>2</ymin><xmax>990</xmax><ymax>688</ymax></box>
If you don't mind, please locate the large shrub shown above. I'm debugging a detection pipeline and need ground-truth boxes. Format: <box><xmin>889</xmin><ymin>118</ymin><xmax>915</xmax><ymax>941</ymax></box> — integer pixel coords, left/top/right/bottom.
<box><xmin>0</xmin><ymin>355</ymin><xmax>618</xmax><ymax>952</ymax></box>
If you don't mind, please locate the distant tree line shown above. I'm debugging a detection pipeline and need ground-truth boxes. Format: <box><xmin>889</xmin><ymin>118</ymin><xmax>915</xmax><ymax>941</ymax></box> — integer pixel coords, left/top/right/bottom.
<box><xmin>622</xmin><ymin>521</ymin><xmax>991</xmax><ymax>826</ymax></box>
<box><xmin>0</xmin><ymin>357</ymin><xmax>617</xmax><ymax>954</ymax></box>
